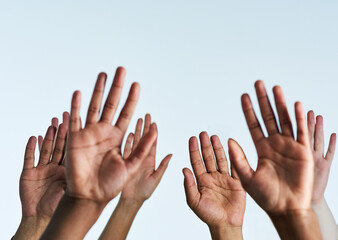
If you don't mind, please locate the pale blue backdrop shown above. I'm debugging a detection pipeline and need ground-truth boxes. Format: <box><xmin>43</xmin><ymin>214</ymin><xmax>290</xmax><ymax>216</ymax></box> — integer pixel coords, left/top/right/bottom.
<box><xmin>1</xmin><ymin>1</ymin><xmax>337</xmax><ymax>239</ymax></box>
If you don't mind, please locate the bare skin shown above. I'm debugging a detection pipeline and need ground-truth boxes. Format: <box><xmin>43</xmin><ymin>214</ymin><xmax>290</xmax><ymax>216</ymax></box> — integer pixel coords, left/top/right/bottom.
<box><xmin>307</xmin><ymin>111</ymin><xmax>337</xmax><ymax>239</ymax></box>
<box><xmin>14</xmin><ymin>113</ymin><xmax>69</xmax><ymax>240</ymax></box>
<box><xmin>307</xmin><ymin>111</ymin><xmax>336</xmax><ymax>204</ymax></box>
<box><xmin>229</xmin><ymin>80</ymin><xmax>322</xmax><ymax>240</ymax></box>
<box><xmin>41</xmin><ymin>67</ymin><xmax>157</xmax><ymax>240</ymax></box>
<box><xmin>183</xmin><ymin>132</ymin><xmax>246</xmax><ymax>240</ymax></box>
<box><xmin>100</xmin><ymin>114</ymin><xmax>172</xmax><ymax>240</ymax></box>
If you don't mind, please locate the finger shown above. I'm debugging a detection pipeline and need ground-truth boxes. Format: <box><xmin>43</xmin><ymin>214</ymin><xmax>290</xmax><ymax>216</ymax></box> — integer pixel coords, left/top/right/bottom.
<box><xmin>38</xmin><ymin>135</ymin><xmax>43</xmax><ymax>151</ymax></box>
<box><xmin>23</xmin><ymin>136</ymin><xmax>37</xmax><ymax>169</ymax></box>
<box><xmin>63</xmin><ymin>111</ymin><xmax>70</xmax><ymax>126</ymax></box>
<box><xmin>142</xmin><ymin>113</ymin><xmax>151</xmax><ymax>136</ymax></box>
<box><xmin>228</xmin><ymin>138</ymin><xmax>254</xmax><ymax>189</ymax></box>
<box><xmin>69</xmin><ymin>91</ymin><xmax>82</xmax><ymax>132</ymax></box>
<box><xmin>51</xmin><ymin>117</ymin><xmax>59</xmax><ymax>149</ymax></box>
<box><xmin>38</xmin><ymin>126</ymin><xmax>57</xmax><ymax>165</ymax></box>
<box><xmin>132</xmin><ymin>118</ymin><xmax>143</xmax><ymax>151</ymax></box>
<box><xmin>85</xmin><ymin>73</ymin><xmax>107</xmax><ymax>126</ymax></box>
<box><xmin>199</xmin><ymin>132</ymin><xmax>217</xmax><ymax>172</ymax></box>
<box><xmin>115</xmin><ymin>82</ymin><xmax>140</xmax><ymax>135</ymax></box>
<box><xmin>273</xmin><ymin>86</ymin><xmax>293</xmax><ymax>137</ymax></box>
<box><xmin>255</xmin><ymin>80</ymin><xmax>279</xmax><ymax>135</ymax></box>
<box><xmin>241</xmin><ymin>94</ymin><xmax>265</xmax><ymax>144</ymax></box>
<box><xmin>325</xmin><ymin>133</ymin><xmax>336</xmax><ymax>162</ymax></box>
<box><xmin>314</xmin><ymin>115</ymin><xmax>324</xmax><ymax>154</ymax></box>
<box><xmin>189</xmin><ymin>136</ymin><xmax>205</xmax><ymax>177</ymax></box>
<box><xmin>183</xmin><ymin>168</ymin><xmax>200</xmax><ymax>209</ymax></box>
<box><xmin>295</xmin><ymin>102</ymin><xmax>309</xmax><ymax>146</ymax></box>
<box><xmin>123</xmin><ymin>133</ymin><xmax>134</xmax><ymax>158</ymax></box>
<box><xmin>126</xmin><ymin>123</ymin><xmax>157</xmax><ymax>173</ymax></box>
<box><xmin>51</xmin><ymin>117</ymin><xmax>59</xmax><ymax>128</ymax></box>
<box><xmin>100</xmin><ymin>67</ymin><xmax>126</xmax><ymax>124</ymax></box>
<box><xmin>149</xmin><ymin>122</ymin><xmax>158</xmax><ymax>160</ymax></box>
<box><xmin>230</xmin><ymin>160</ymin><xmax>240</xmax><ymax>180</ymax></box>
<box><xmin>307</xmin><ymin>111</ymin><xmax>315</xmax><ymax>148</ymax></box>
<box><xmin>210</xmin><ymin>135</ymin><xmax>229</xmax><ymax>174</ymax></box>
<box><xmin>152</xmin><ymin>154</ymin><xmax>172</xmax><ymax>182</ymax></box>
<box><xmin>51</xmin><ymin>123</ymin><xmax>68</xmax><ymax>164</ymax></box>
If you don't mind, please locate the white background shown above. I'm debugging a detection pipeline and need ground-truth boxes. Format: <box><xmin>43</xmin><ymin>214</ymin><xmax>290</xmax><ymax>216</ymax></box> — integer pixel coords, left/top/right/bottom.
<box><xmin>1</xmin><ymin>1</ymin><xmax>338</xmax><ymax>239</ymax></box>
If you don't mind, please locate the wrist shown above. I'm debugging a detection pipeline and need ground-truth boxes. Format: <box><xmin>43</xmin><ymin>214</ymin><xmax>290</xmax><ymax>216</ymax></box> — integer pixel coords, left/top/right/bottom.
<box><xmin>118</xmin><ymin>197</ymin><xmax>144</xmax><ymax>211</ymax></box>
<box><xmin>208</xmin><ymin>224</ymin><xmax>243</xmax><ymax>240</ymax></box>
<box><xmin>14</xmin><ymin>216</ymin><xmax>50</xmax><ymax>240</ymax></box>
<box><xmin>269</xmin><ymin>208</ymin><xmax>322</xmax><ymax>240</ymax></box>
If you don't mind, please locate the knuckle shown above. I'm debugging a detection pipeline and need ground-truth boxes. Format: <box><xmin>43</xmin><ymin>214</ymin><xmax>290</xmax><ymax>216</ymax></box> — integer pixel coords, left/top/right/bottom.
<box><xmin>104</xmin><ymin>101</ymin><xmax>117</xmax><ymax>110</ymax></box>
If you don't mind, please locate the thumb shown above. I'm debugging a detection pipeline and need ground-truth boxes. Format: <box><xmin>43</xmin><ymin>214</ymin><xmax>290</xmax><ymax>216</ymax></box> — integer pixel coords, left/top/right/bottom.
<box><xmin>228</xmin><ymin>138</ymin><xmax>254</xmax><ymax>189</ymax></box>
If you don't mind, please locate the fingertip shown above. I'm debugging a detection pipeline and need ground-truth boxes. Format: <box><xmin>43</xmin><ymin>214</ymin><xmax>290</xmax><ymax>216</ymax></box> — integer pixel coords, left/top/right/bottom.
<box><xmin>51</xmin><ymin>117</ymin><xmax>59</xmax><ymax>127</ymax></box>
<box><xmin>116</xmin><ymin>66</ymin><xmax>126</xmax><ymax>75</ymax></box>
<box><xmin>145</xmin><ymin>113</ymin><xmax>151</xmax><ymax>121</ymax></box>
<box><xmin>189</xmin><ymin>136</ymin><xmax>198</xmax><ymax>149</ymax></box>
<box><xmin>27</xmin><ymin>136</ymin><xmax>37</xmax><ymax>146</ymax></box>
<box><xmin>316</xmin><ymin>115</ymin><xmax>323</xmax><ymax>124</ymax></box>
<box><xmin>98</xmin><ymin>72</ymin><xmax>107</xmax><ymax>79</ymax></box>
<box><xmin>199</xmin><ymin>131</ymin><xmax>209</xmax><ymax>139</ymax></box>
<box><xmin>308</xmin><ymin>110</ymin><xmax>314</xmax><ymax>117</ymax></box>
<box><xmin>63</xmin><ymin>111</ymin><xmax>70</xmax><ymax>123</ymax></box>
<box><xmin>254</xmin><ymin>80</ymin><xmax>264</xmax><ymax>87</ymax></box>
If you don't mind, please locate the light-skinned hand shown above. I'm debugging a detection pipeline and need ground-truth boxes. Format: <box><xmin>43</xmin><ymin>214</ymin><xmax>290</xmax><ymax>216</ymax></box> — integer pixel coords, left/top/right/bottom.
<box><xmin>307</xmin><ymin>111</ymin><xmax>336</xmax><ymax>204</ymax></box>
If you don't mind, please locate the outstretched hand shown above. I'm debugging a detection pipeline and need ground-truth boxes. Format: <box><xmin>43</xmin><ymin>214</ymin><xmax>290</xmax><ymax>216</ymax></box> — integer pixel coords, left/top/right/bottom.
<box><xmin>14</xmin><ymin>113</ymin><xmax>69</xmax><ymax>240</ymax></box>
<box><xmin>229</xmin><ymin>81</ymin><xmax>314</xmax><ymax>216</ymax></box>
<box><xmin>307</xmin><ymin>111</ymin><xmax>336</xmax><ymax>204</ymax></box>
<box><xmin>65</xmin><ymin>67</ymin><xmax>157</xmax><ymax>204</ymax></box>
<box><xmin>20</xmin><ymin>112</ymin><xmax>69</xmax><ymax>220</ymax></box>
<box><xmin>183</xmin><ymin>132</ymin><xmax>246</xmax><ymax>239</ymax></box>
<box><xmin>121</xmin><ymin>114</ymin><xmax>172</xmax><ymax>203</ymax></box>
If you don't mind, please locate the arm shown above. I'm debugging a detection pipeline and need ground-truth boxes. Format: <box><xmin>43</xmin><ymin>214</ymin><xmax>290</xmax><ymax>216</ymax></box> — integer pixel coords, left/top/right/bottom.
<box><xmin>14</xmin><ymin>113</ymin><xmax>69</xmax><ymax>240</ymax></box>
<box><xmin>41</xmin><ymin>67</ymin><xmax>158</xmax><ymax>239</ymax></box>
<box><xmin>229</xmin><ymin>81</ymin><xmax>322</xmax><ymax>239</ymax></box>
<box><xmin>307</xmin><ymin>111</ymin><xmax>338</xmax><ymax>239</ymax></box>
<box><xmin>183</xmin><ymin>132</ymin><xmax>246</xmax><ymax>240</ymax></box>
<box><xmin>100</xmin><ymin>114</ymin><xmax>172</xmax><ymax>240</ymax></box>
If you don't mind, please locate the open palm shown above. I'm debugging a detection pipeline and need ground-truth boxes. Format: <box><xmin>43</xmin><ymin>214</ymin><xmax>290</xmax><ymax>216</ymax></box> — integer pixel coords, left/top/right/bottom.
<box><xmin>20</xmin><ymin>114</ymin><xmax>68</xmax><ymax>219</ymax></box>
<box><xmin>229</xmin><ymin>81</ymin><xmax>314</xmax><ymax>215</ymax></box>
<box><xmin>121</xmin><ymin>114</ymin><xmax>172</xmax><ymax>202</ymax></box>
<box><xmin>307</xmin><ymin>111</ymin><xmax>336</xmax><ymax>204</ymax></box>
<box><xmin>65</xmin><ymin>68</ymin><xmax>157</xmax><ymax>203</ymax></box>
<box><xmin>183</xmin><ymin>132</ymin><xmax>246</xmax><ymax>228</ymax></box>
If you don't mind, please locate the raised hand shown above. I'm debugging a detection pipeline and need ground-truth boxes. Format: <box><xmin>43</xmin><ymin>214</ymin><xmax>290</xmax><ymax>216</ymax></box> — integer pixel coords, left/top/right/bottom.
<box><xmin>41</xmin><ymin>67</ymin><xmax>157</xmax><ymax>240</ymax></box>
<box><xmin>307</xmin><ymin>111</ymin><xmax>336</xmax><ymax>204</ymax></box>
<box><xmin>65</xmin><ymin>68</ymin><xmax>157</xmax><ymax>203</ymax></box>
<box><xmin>14</xmin><ymin>113</ymin><xmax>69</xmax><ymax>240</ymax></box>
<box><xmin>183</xmin><ymin>132</ymin><xmax>246</xmax><ymax>240</ymax></box>
<box><xmin>99</xmin><ymin>114</ymin><xmax>172</xmax><ymax>240</ymax></box>
<box><xmin>121</xmin><ymin>114</ymin><xmax>172</xmax><ymax>202</ymax></box>
<box><xmin>229</xmin><ymin>81</ymin><xmax>321</xmax><ymax>239</ymax></box>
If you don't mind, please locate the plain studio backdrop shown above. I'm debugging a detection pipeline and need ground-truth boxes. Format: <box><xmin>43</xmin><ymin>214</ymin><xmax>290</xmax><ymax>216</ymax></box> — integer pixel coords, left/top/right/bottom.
<box><xmin>1</xmin><ymin>1</ymin><xmax>338</xmax><ymax>239</ymax></box>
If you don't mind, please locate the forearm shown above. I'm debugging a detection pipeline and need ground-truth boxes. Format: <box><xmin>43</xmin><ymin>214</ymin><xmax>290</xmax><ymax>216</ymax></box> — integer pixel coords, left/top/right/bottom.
<box><xmin>13</xmin><ymin>216</ymin><xmax>49</xmax><ymax>240</ymax></box>
<box><xmin>99</xmin><ymin>198</ymin><xmax>143</xmax><ymax>240</ymax></box>
<box><xmin>270</xmin><ymin>209</ymin><xmax>322</xmax><ymax>240</ymax></box>
<box><xmin>41</xmin><ymin>194</ymin><xmax>105</xmax><ymax>240</ymax></box>
<box><xmin>209</xmin><ymin>225</ymin><xmax>243</xmax><ymax>240</ymax></box>
<box><xmin>312</xmin><ymin>198</ymin><xmax>338</xmax><ymax>240</ymax></box>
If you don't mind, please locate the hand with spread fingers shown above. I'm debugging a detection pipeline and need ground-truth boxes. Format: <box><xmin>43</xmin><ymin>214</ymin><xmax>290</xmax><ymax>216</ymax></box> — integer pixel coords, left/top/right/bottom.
<box><xmin>307</xmin><ymin>111</ymin><xmax>338</xmax><ymax>239</ymax></box>
<box><xmin>183</xmin><ymin>132</ymin><xmax>246</xmax><ymax>240</ymax></box>
<box><xmin>14</xmin><ymin>113</ymin><xmax>69</xmax><ymax>240</ymax></box>
<box><xmin>307</xmin><ymin>111</ymin><xmax>336</xmax><ymax>204</ymax></box>
<box><xmin>41</xmin><ymin>67</ymin><xmax>157</xmax><ymax>240</ymax></box>
<box><xmin>228</xmin><ymin>80</ymin><xmax>322</xmax><ymax>239</ymax></box>
<box><xmin>100</xmin><ymin>114</ymin><xmax>172</xmax><ymax>240</ymax></box>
